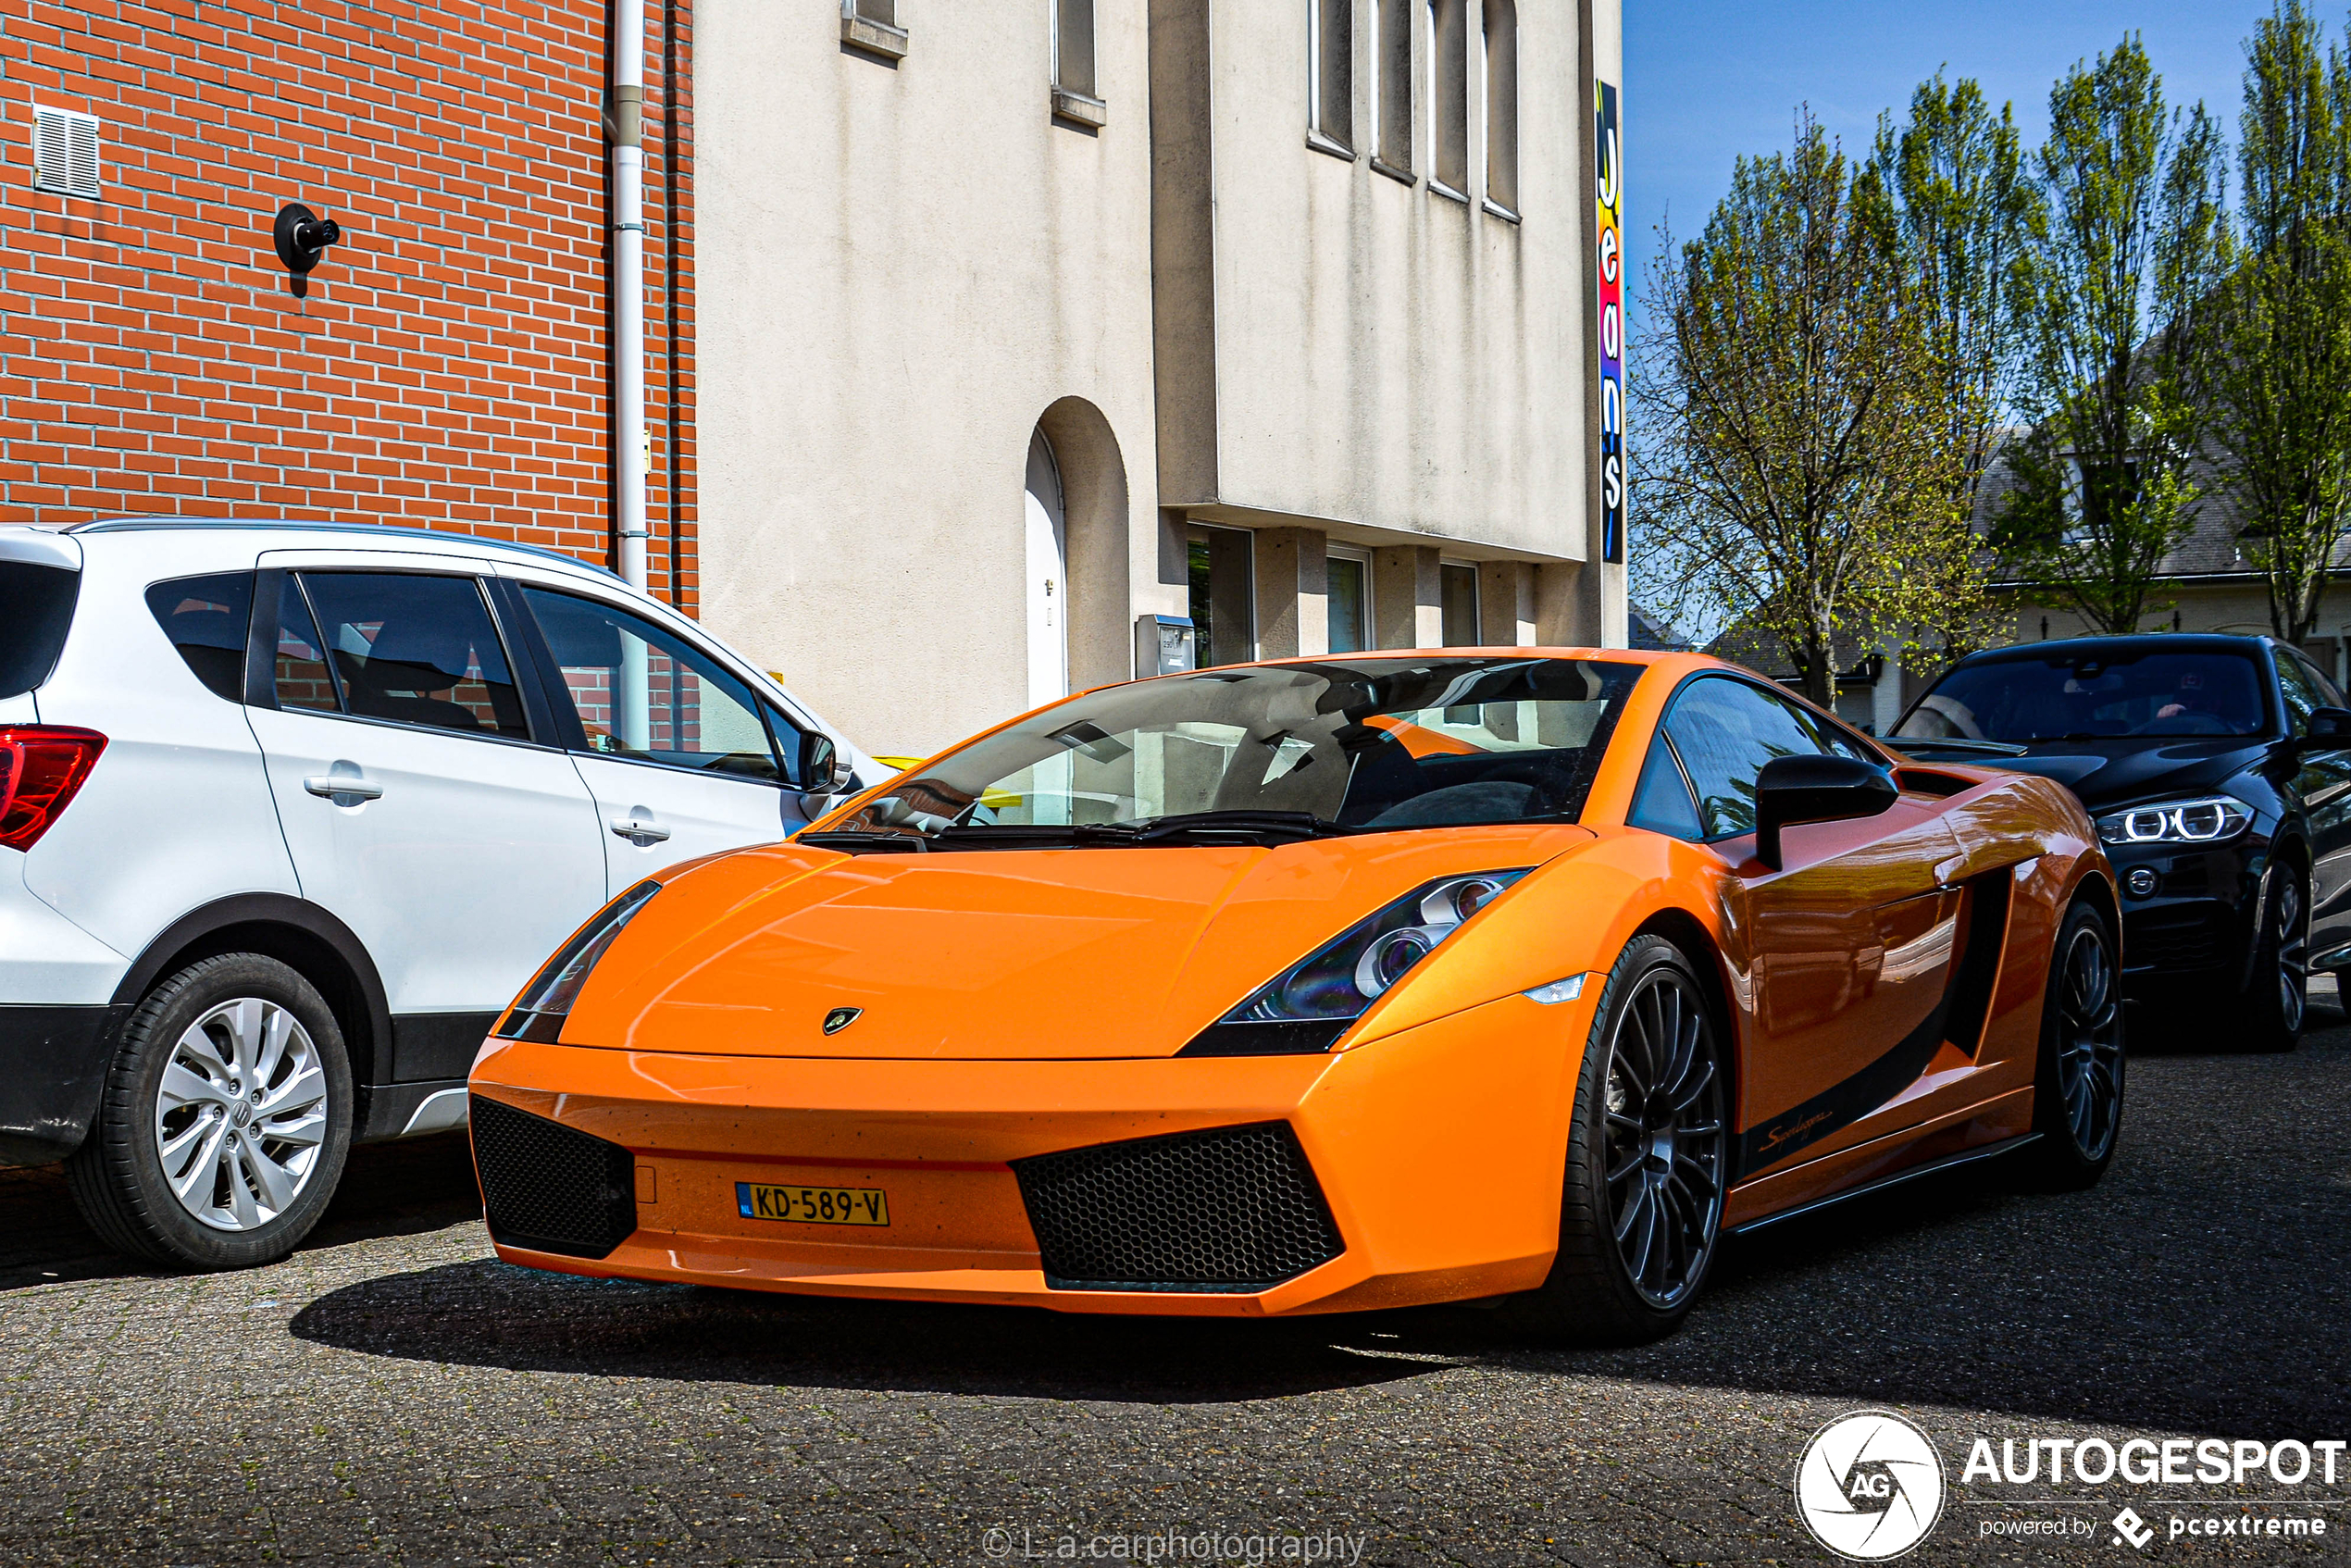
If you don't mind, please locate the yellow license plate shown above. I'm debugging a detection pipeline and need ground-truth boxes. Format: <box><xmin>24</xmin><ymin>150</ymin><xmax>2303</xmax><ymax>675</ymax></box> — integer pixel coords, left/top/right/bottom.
<box><xmin>735</xmin><ymin>1181</ymin><xmax>889</xmax><ymax>1226</ymax></box>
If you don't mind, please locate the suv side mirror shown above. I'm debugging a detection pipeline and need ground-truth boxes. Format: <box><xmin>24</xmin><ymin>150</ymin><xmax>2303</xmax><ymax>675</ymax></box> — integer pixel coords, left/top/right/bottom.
<box><xmin>2307</xmin><ymin>706</ymin><xmax>2351</xmax><ymax>742</ymax></box>
<box><xmin>797</xmin><ymin>731</ymin><xmax>851</xmax><ymax>794</ymax></box>
<box><xmin>1754</xmin><ymin>753</ymin><xmax>1899</xmax><ymax>870</ymax></box>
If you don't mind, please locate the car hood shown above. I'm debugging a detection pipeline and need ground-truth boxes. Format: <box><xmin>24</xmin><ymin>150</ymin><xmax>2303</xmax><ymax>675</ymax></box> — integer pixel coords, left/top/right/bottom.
<box><xmin>560</xmin><ymin>825</ymin><xmax>1596</xmax><ymax>1059</ymax></box>
<box><xmin>1902</xmin><ymin>736</ymin><xmax>2268</xmax><ymax>812</ymax></box>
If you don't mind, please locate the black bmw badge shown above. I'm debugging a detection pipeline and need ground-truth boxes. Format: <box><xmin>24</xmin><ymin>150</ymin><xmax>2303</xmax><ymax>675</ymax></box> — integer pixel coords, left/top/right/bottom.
<box><xmin>822</xmin><ymin>1007</ymin><xmax>863</xmax><ymax>1036</ymax></box>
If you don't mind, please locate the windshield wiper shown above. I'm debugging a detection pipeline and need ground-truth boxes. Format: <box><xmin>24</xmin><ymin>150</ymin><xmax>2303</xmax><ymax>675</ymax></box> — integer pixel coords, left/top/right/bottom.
<box><xmin>1128</xmin><ymin>810</ymin><xmax>1345</xmax><ymax>845</ymax></box>
<box><xmin>797</xmin><ymin>829</ymin><xmax>927</xmax><ymax>853</ymax></box>
<box><xmin>1893</xmin><ymin>737</ymin><xmax>2028</xmax><ymax>756</ymax></box>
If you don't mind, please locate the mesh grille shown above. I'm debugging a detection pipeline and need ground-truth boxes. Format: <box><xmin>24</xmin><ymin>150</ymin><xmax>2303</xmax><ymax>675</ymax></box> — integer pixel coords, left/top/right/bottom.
<box><xmin>2126</xmin><ymin>908</ymin><xmax>2229</xmax><ymax>971</ymax></box>
<box><xmin>469</xmin><ymin>1095</ymin><xmax>638</xmax><ymax>1259</ymax></box>
<box><xmin>1012</xmin><ymin>1122</ymin><xmax>1343</xmax><ymax>1291</ymax></box>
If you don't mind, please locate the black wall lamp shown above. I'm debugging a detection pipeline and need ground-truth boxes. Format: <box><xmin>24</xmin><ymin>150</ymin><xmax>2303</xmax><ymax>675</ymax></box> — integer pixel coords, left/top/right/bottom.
<box><xmin>274</xmin><ymin>202</ymin><xmax>343</xmax><ymax>297</ymax></box>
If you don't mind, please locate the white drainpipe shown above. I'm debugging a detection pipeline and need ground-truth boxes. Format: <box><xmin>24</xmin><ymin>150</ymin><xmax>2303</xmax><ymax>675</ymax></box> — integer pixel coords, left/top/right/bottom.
<box><xmin>607</xmin><ymin>0</ymin><xmax>653</xmax><ymax>751</ymax></box>
<box><xmin>608</xmin><ymin>5</ymin><xmax>648</xmax><ymax>596</ymax></box>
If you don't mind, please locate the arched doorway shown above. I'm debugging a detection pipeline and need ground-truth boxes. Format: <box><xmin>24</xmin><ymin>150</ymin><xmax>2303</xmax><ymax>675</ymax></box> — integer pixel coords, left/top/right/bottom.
<box><xmin>1025</xmin><ymin>427</ymin><xmax>1070</xmax><ymax>708</ymax></box>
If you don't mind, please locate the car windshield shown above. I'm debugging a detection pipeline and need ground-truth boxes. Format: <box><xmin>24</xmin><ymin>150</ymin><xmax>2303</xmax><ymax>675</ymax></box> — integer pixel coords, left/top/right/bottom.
<box><xmin>1896</xmin><ymin>649</ymin><xmax>2271</xmax><ymax>742</ymax></box>
<box><xmin>816</xmin><ymin>655</ymin><xmax>1644</xmax><ymax>848</ymax></box>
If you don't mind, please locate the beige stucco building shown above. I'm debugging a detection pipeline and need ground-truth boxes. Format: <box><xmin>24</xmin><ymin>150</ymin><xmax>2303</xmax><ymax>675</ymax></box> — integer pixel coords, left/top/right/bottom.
<box><xmin>695</xmin><ymin>0</ymin><xmax>1628</xmax><ymax>756</ymax></box>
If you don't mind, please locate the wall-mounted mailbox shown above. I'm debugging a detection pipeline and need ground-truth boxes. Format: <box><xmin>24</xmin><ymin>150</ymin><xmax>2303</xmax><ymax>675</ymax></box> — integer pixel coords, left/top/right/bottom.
<box><xmin>1135</xmin><ymin>614</ymin><xmax>1197</xmax><ymax>678</ymax></box>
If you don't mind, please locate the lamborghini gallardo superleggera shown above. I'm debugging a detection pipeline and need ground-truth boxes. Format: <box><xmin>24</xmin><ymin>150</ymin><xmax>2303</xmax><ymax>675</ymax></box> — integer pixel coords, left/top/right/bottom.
<box><xmin>468</xmin><ymin>651</ymin><xmax>2122</xmax><ymax>1340</ymax></box>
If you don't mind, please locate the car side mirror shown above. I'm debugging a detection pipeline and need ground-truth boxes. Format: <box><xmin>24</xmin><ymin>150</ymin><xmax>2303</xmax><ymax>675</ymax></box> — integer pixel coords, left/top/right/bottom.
<box><xmin>2306</xmin><ymin>706</ymin><xmax>2351</xmax><ymax>742</ymax></box>
<box><xmin>1754</xmin><ymin>753</ymin><xmax>1900</xmax><ymax>871</ymax></box>
<box><xmin>797</xmin><ymin>731</ymin><xmax>851</xmax><ymax>793</ymax></box>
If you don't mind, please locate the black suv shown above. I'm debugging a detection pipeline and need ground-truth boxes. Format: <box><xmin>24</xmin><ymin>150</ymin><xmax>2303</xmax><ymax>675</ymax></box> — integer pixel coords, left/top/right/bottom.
<box><xmin>1892</xmin><ymin>634</ymin><xmax>2351</xmax><ymax>1052</ymax></box>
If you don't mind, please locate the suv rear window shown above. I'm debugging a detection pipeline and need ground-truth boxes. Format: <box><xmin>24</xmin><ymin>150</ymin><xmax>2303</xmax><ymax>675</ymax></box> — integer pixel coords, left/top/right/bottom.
<box><xmin>0</xmin><ymin>562</ymin><xmax>80</xmax><ymax>699</ymax></box>
<box><xmin>145</xmin><ymin>572</ymin><xmax>255</xmax><ymax>703</ymax></box>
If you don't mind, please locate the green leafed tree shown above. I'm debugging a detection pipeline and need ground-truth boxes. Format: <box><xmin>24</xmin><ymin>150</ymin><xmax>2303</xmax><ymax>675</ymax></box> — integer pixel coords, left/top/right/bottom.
<box><xmin>1993</xmin><ymin>36</ymin><xmax>2228</xmax><ymax>636</ymax></box>
<box><xmin>2181</xmin><ymin>2</ymin><xmax>2351</xmax><ymax>643</ymax></box>
<box><xmin>1634</xmin><ymin>112</ymin><xmax>1970</xmax><ymax>706</ymax></box>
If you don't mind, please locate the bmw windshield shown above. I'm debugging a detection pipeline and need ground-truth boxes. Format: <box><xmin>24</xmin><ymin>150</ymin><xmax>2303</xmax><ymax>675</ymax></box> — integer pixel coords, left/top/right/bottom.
<box><xmin>809</xmin><ymin>655</ymin><xmax>1644</xmax><ymax>850</ymax></box>
<box><xmin>1897</xmin><ymin>649</ymin><xmax>2272</xmax><ymax>743</ymax></box>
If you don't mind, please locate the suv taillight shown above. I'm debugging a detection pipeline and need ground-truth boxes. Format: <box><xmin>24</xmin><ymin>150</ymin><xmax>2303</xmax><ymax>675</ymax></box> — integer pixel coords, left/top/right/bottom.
<box><xmin>0</xmin><ymin>728</ymin><xmax>107</xmax><ymax>851</ymax></box>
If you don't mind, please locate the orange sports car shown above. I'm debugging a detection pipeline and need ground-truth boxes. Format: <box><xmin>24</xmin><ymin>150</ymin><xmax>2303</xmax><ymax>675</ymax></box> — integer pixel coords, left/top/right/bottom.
<box><xmin>468</xmin><ymin>650</ymin><xmax>2121</xmax><ymax>1340</ymax></box>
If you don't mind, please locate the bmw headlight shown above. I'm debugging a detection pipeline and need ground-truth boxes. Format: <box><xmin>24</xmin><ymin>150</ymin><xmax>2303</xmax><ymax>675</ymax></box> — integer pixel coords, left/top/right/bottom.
<box><xmin>1178</xmin><ymin>871</ymin><xmax>1531</xmax><ymax>1056</ymax></box>
<box><xmin>494</xmin><ymin>879</ymin><xmax>663</xmax><ymax>1043</ymax></box>
<box><xmin>2094</xmin><ymin>796</ymin><xmax>2253</xmax><ymax>847</ymax></box>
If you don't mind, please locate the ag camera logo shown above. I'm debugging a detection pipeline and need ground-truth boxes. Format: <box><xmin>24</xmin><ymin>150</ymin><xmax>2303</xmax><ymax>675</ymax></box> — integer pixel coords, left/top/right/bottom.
<box><xmin>1795</xmin><ymin>1410</ymin><xmax>1947</xmax><ymax>1560</ymax></box>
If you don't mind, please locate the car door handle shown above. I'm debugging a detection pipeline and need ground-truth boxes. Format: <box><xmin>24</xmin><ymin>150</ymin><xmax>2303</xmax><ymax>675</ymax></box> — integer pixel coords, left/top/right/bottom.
<box><xmin>304</xmin><ymin>774</ymin><xmax>383</xmax><ymax>802</ymax></box>
<box><xmin>611</xmin><ymin>815</ymin><xmax>671</xmax><ymax>845</ymax></box>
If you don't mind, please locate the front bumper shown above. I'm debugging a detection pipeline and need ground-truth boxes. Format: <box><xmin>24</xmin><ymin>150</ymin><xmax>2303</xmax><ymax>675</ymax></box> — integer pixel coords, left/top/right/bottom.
<box><xmin>468</xmin><ymin>989</ymin><xmax>1594</xmax><ymax>1316</ymax></box>
<box><xmin>2108</xmin><ymin>838</ymin><xmax>2260</xmax><ymax>986</ymax></box>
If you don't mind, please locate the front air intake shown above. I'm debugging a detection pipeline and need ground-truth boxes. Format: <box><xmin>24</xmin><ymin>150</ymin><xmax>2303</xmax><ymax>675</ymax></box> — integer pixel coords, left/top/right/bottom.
<box><xmin>1011</xmin><ymin>1121</ymin><xmax>1344</xmax><ymax>1291</ymax></box>
<box><xmin>469</xmin><ymin>1095</ymin><xmax>638</xmax><ymax>1259</ymax></box>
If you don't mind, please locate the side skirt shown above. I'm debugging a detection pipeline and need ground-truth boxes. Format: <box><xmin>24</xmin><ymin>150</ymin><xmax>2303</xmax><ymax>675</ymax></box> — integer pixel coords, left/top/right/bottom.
<box><xmin>1724</xmin><ymin>1131</ymin><xmax>2039</xmax><ymax>1238</ymax></box>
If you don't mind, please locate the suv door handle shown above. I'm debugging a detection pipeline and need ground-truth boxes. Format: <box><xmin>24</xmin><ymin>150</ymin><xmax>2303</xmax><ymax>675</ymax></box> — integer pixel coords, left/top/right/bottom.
<box><xmin>611</xmin><ymin>814</ymin><xmax>671</xmax><ymax>845</ymax></box>
<box><xmin>305</xmin><ymin>773</ymin><xmax>383</xmax><ymax>803</ymax></box>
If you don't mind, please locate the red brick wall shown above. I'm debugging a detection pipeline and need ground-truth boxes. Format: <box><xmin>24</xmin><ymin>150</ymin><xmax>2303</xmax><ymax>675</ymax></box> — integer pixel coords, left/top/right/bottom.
<box><xmin>0</xmin><ymin>0</ymin><xmax>694</xmax><ymax>611</ymax></box>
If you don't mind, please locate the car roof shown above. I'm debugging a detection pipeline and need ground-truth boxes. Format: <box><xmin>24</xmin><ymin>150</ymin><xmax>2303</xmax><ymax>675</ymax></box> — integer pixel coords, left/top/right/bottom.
<box><xmin>59</xmin><ymin>516</ymin><xmax>623</xmax><ymax>580</ymax></box>
<box><xmin>1955</xmin><ymin>633</ymin><xmax>2276</xmax><ymax>666</ymax></box>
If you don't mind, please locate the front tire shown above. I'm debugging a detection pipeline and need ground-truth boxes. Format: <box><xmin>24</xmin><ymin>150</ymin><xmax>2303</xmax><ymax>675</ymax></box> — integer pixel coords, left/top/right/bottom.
<box><xmin>1505</xmin><ymin>934</ymin><xmax>1728</xmax><ymax>1343</ymax></box>
<box><xmin>2229</xmin><ymin>866</ymin><xmax>2307</xmax><ymax>1053</ymax></box>
<box><xmin>2020</xmin><ymin>899</ymin><xmax>2125</xmax><ymax>1192</ymax></box>
<box><xmin>65</xmin><ymin>954</ymin><xmax>353</xmax><ymax>1269</ymax></box>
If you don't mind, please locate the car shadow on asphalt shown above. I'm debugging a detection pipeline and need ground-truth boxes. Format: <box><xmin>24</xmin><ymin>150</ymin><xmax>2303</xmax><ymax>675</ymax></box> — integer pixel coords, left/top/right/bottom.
<box><xmin>288</xmin><ymin>1260</ymin><xmax>1457</xmax><ymax>1403</ymax></box>
<box><xmin>0</xmin><ymin>1128</ymin><xmax>482</xmax><ymax>1293</ymax></box>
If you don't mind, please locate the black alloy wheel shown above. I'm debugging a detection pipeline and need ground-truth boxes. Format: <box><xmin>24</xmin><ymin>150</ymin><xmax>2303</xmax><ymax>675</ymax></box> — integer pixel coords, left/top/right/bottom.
<box><xmin>2022</xmin><ymin>899</ymin><xmax>2125</xmax><ymax>1191</ymax></box>
<box><xmin>1508</xmin><ymin>934</ymin><xmax>1727</xmax><ymax>1342</ymax></box>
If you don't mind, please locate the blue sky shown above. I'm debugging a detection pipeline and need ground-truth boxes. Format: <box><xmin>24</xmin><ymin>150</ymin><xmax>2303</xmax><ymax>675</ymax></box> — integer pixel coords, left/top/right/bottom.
<box><xmin>1623</xmin><ymin>1</ymin><xmax>2277</xmax><ymax>328</ymax></box>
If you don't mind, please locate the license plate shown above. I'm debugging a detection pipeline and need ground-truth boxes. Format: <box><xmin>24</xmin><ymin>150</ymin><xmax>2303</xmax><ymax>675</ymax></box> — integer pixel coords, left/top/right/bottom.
<box><xmin>736</xmin><ymin>1181</ymin><xmax>889</xmax><ymax>1226</ymax></box>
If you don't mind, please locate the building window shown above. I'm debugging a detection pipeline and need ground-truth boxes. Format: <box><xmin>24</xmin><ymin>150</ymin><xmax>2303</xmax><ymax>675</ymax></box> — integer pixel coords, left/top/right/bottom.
<box><xmin>1373</xmin><ymin>0</ymin><xmax>1413</xmax><ymax>174</ymax></box>
<box><xmin>1440</xmin><ymin>562</ymin><xmax>1479</xmax><ymax>647</ymax></box>
<box><xmin>1480</xmin><ymin>0</ymin><xmax>1517</xmax><ymax>214</ymax></box>
<box><xmin>1052</xmin><ymin>0</ymin><xmax>1101</xmax><ymax>115</ymax></box>
<box><xmin>1327</xmin><ymin>551</ymin><xmax>1372</xmax><ymax>653</ymax></box>
<box><xmin>840</xmin><ymin>0</ymin><xmax>908</xmax><ymax>61</ymax></box>
<box><xmin>1427</xmin><ymin>0</ymin><xmax>1468</xmax><ymax>197</ymax></box>
<box><xmin>1187</xmin><ymin>525</ymin><xmax>1256</xmax><ymax>669</ymax></box>
<box><xmin>1308</xmin><ymin>0</ymin><xmax>1353</xmax><ymax>154</ymax></box>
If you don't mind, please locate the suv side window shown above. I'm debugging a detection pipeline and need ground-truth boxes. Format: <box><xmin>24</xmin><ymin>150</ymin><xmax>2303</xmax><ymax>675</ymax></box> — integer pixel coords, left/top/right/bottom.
<box><xmin>1661</xmin><ymin>677</ymin><xmax>1834</xmax><ymax>840</ymax></box>
<box><xmin>2287</xmin><ymin>647</ymin><xmax>2345</xmax><ymax>711</ymax></box>
<box><xmin>2275</xmin><ymin>649</ymin><xmax>2324</xmax><ymax>736</ymax></box>
<box><xmin>144</xmin><ymin>572</ymin><xmax>254</xmax><ymax>703</ymax></box>
<box><xmin>270</xmin><ymin>576</ymin><xmax>342</xmax><ymax>714</ymax></box>
<box><xmin>519</xmin><ymin>586</ymin><xmax>798</xmax><ymax>782</ymax></box>
<box><xmin>292</xmin><ymin>573</ymin><xmax>531</xmax><ymax>740</ymax></box>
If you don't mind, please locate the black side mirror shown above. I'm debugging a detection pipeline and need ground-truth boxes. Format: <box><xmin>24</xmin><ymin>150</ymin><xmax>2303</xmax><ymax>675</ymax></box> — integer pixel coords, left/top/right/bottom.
<box><xmin>1754</xmin><ymin>753</ymin><xmax>1900</xmax><ymax>870</ymax></box>
<box><xmin>797</xmin><ymin>731</ymin><xmax>850</xmax><ymax>793</ymax></box>
<box><xmin>2306</xmin><ymin>706</ymin><xmax>2351</xmax><ymax>741</ymax></box>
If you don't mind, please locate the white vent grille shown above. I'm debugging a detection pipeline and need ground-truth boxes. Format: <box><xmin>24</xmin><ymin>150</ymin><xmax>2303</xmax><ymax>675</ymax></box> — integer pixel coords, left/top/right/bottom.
<box><xmin>32</xmin><ymin>106</ymin><xmax>101</xmax><ymax>200</ymax></box>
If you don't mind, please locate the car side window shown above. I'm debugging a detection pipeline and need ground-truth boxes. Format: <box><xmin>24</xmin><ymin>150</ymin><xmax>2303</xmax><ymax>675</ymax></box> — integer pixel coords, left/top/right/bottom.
<box><xmin>144</xmin><ymin>572</ymin><xmax>253</xmax><ymax>703</ymax></box>
<box><xmin>2285</xmin><ymin>648</ymin><xmax>2345</xmax><ymax>714</ymax></box>
<box><xmin>293</xmin><ymin>573</ymin><xmax>531</xmax><ymax>740</ymax></box>
<box><xmin>270</xmin><ymin>577</ymin><xmax>342</xmax><ymax>714</ymax></box>
<box><xmin>1626</xmin><ymin>739</ymin><xmax>1704</xmax><ymax>840</ymax></box>
<box><xmin>519</xmin><ymin>586</ymin><xmax>788</xmax><ymax>782</ymax></box>
<box><xmin>1661</xmin><ymin>678</ymin><xmax>1831</xmax><ymax>840</ymax></box>
<box><xmin>2275</xmin><ymin>651</ymin><xmax>2322</xmax><ymax>737</ymax></box>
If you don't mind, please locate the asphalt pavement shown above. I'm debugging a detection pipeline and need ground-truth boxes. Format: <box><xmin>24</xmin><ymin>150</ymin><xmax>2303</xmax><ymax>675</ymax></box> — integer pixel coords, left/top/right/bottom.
<box><xmin>1</xmin><ymin>986</ymin><xmax>2345</xmax><ymax>1566</ymax></box>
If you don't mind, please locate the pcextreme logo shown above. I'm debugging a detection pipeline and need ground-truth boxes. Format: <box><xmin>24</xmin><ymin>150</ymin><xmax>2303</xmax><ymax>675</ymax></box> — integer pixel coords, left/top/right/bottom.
<box><xmin>1795</xmin><ymin>1411</ymin><xmax>1947</xmax><ymax>1561</ymax></box>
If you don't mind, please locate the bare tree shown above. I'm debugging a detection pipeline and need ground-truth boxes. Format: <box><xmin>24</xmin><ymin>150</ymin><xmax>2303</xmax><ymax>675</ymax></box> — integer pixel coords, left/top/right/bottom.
<box><xmin>1635</xmin><ymin>113</ymin><xmax>1972</xmax><ymax>707</ymax></box>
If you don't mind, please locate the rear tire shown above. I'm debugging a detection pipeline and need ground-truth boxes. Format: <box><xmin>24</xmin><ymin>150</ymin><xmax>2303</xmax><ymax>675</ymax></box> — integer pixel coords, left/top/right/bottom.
<box><xmin>1504</xmin><ymin>934</ymin><xmax>1728</xmax><ymax>1344</ymax></box>
<box><xmin>65</xmin><ymin>954</ymin><xmax>353</xmax><ymax>1270</ymax></box>
<box><xmin>2019</xmin><ymin>900</ymin><xmax>2125</xmax><ymax>1192</ymax></box>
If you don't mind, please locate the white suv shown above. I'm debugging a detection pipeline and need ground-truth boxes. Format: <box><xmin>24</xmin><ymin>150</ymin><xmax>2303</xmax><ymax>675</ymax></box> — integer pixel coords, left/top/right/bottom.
<box><xmin>0</xmin><ymin>518</ymin><xmax>876</xmax><ymax>1269</ymax></box>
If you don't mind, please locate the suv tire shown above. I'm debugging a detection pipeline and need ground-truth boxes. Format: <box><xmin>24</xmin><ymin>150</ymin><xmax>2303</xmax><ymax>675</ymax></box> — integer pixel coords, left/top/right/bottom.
<box><xmin>66</xmin><ymin>954</ymin><xmax>354</xmax><ymax>1269</ymax></box>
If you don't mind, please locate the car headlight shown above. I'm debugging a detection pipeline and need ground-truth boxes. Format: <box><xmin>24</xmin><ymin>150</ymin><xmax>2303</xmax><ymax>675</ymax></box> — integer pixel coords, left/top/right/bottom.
<box><xmin>1229</xmin><ymin>870</ymin><xmax>1532</xmax><ymax>1026</ymax></box>
<box><xmin>2095</xmin><ymin>796</ymin><xmax>2253</xmax><ymax>846</ymax></box>
<box><xmin>493</xmin><ymin>879</ymin><xmax>663</xmax><ymax>1043</ymax></box>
